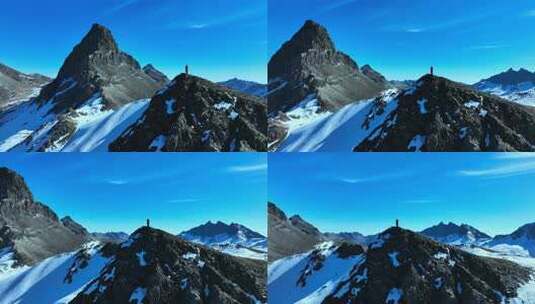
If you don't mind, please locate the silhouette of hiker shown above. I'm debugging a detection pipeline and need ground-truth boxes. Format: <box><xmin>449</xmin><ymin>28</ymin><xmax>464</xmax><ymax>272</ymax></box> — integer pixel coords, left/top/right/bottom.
<box><xmin>146</xmin><ymin>218</ymin><xmax>150</xmax><ymax>228</ymax></box>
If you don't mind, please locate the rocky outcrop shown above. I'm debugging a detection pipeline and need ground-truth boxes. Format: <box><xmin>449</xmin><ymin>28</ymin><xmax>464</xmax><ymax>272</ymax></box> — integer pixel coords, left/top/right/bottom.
<box><xmin>268</xmin><ymin>20</ymin><xmax>384</xmax><ymax>115</ymax></box>
<box><xmin>109</xmin><ymin>73</ymin><xmax>267</xmax><ymax>151</ymax></box>
<box><xmin>35</xmin><ymin>24</ymin><xmax>165</xmax><ymax>114</ymax></box>
<box><xmin>355</xmin><ymin>74</ymin><xmax>535</xmax><ymax>151</ymax></box>
<box><xmin>0</xmin><ymin>167</ymin><xmax>89</xmax><ymax>265</ymax></box>
<box><xmin>143</xmin><ymin>64</ymin><xmax>170</xmax><ymax>84</ymax></box>
<box><xmin>268</xmin><ymin>202</ymin><xmax>323</xmax><ymax>262</ymax></box>
<box><xmin>0</xmin><ymin>63</ymin><xmax>51</xmax><ymax>106</ymax></box>
<box><xmin>72</xmin><ymin>226</ymin><xmax>266</xmax><ymax>304</ymax></box>
<box><xmin>421</xmin><ymin>222</ymin><xmax>491</xmax><ymax>244</ymax></box>
<box><xmin>324</xmin><ymin>227</ymin><xmax>531</xmax><ymax>304</ymax></box>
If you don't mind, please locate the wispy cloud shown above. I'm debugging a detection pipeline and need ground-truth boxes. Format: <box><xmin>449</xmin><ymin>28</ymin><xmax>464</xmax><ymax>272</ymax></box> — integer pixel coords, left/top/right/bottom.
<box><xmin>457</xmin><ymin>161</ymin><xmax>535</xmax><ymax>178</ymax></box>
<box><xmin>106</xmin><ymin>179</ymin><xmax>129</xmax><ymax>185</ymax></box>
<box><xmin>167</xmin><ymin>8</ymin><xmax>264</xmax><ymax>30</ymax></box>
<box><xmin>401</xmin><ymin>199</ymin><xmax>438</xmax><ymax>204</ymax></box>
<box><xmin>320</xmin><ymin>0</ymin><xmax>360</xmax><ymax>12</ymax></box>
<box><xmin>467</xmin><ymin>43</ymin><xmax>509</xmax><ymax>50</ymax></box>
<box><xmin>525</xmin><ymin>9</ymin><xmax>535</xmax><ymax>17</ymax></box>
<box><xmin>494</xmin><ymin>153</ymin><xmax>535</xmax><ymax>159</ymax></box>
<box><xmin>228</xmin><ymin>163</ymin><xmax>267</xmax><ymax>173</ymax></box>
<box><xmin>405</xmin><ymin>28</ymin><xmax>424</xmax><ymax>33</ymax></box>
<box><xmin>104</xmin><ymin>0</ymin><xmax>141</xmax><ymax>15</ymax></box>
<box><xmin>167</xmin><ymin>198</ymin><xmax>202</xmax><ymax>203</ymax></box>
<box><xmin>338</xmin><ymin>172</ymin><xmax>410</xmax><ymax>184</ymax></box>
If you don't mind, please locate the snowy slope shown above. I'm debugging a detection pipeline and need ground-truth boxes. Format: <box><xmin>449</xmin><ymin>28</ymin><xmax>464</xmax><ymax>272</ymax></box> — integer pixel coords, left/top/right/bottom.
<box><xmin>463</xmin><ymin>245</ymin><xmax>535</xmax><ymax>303</ymax></box>
<box><xmin>276</xmin><ymin>89</ymin><xmax>398</xmax><ymax>152</ymax></box>
<box><xmin>268</xmin><ymin>242</ymin><xmax>365</xmax><ymax>304</ymax></box>
<box><xmin>0</xmin><ymin>242</ymin><xmax>111</xmax><ymax>304</ymax></box>
<box><xmin>475</xmin><ymin>81</ymin><xmax>535</xmax><ymax>107</ymax></box>
<box><xmin>61</xmin><ymin>98</ymin><xmax>149</xmax><ymax>151</ymax></box>
<box><xmin>0</xmin><ymin>96</ymin><xmax>149</xmax><ymax>152</ymax></box>
<box><xmin>180</xmin><ymin>232</ymin><xmax>267</xmax><ymax>260</ymax></box>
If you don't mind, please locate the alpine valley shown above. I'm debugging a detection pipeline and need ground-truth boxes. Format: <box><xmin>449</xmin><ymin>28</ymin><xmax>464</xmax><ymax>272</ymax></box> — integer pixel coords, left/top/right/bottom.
<box><xmin>0</xmin><ymin>24</ymin><xmax>267</xmax><ymax>152</ymax></box>
<box><xmin>269</xmin><ymin>20</ymin><xmax>535</xmax><ymax>152</ymax></box>
<box><xmin>268</xmin><ymin>203</ymin><xmax>535</xmax><ymax>304</ymax></box>
<box><xmin>0</xmin><ymin>167</ymin><xmax>267</xmax><ymax>303</ymax></box>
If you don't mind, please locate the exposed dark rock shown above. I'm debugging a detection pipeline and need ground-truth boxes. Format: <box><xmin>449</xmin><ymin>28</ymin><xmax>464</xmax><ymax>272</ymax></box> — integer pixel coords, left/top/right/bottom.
<box><xmin>475</xmin><ymin>68</ymin><xmax>535</xmax><ymax>86</ymax></box>
<box><xmin>181</xmin><ymin>221</ymin><xmax>265</xmax><ymax>240</ymax></box>
<box><xmin>143</xmin><ymin>64</ymin><xmax>170</xmax><ymax>84</ymax></box>
<box><xmin>355</xmin><ymin>74</ymin><xmax>535</xmax><ymax>151</ymax></box>
<box><xmin>324</xmin><ymin>228</ymin><xmax>532</xmax><ymax>304</ymax></box>
<box><xmin>0</xmin><ymin>62</ymin><xmax>51</xmax><ymax>106</ymax></box>
<box><xmin>268</xmin><ymin>20</ymin><xmax>384</xmax><ymax>115</ymax></box>
<box><xmin>268</xmin><ymin>202</ymin><xmax>323</xmax><ymax>262</ymax></box>
<box><xmin>361</xmin><ymin>64</ymin><xmax>387</xmax><ymax>85</ymax></box>
<box><xmin>0</xmin><ymin>167</ymin><xmax>88</xmax><ymax>265</ymax></box>
<box><xmin>35</xmin><ymin>24</ymin><xmax>165</xmax><ymax>114</ymax></box>
<box><xmin>421</xmin><ymin>222</ymin><xmax>491</xmax><ymax>242</ymax></box>
<box><xmin>109</xmin><ymin>73</ymin><xmax>267</xmax><ymax>152</ymax></box>
<box><xmin>71</xmin><ymin>226</ymin><xmax>266</xmax><ymax>304</ymax></box>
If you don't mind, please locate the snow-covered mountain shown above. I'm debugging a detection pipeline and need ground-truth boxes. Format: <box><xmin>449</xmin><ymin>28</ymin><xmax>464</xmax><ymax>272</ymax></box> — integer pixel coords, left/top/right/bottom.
<box><xmin>269</xmin><ymin>227</ymin><xmax>534</xmax><ymax>303</ymax></box>
<box><xmin>0</xmin><ymin>167</ymin><xmax>89</xmax><ymax>266</ymax></box>
<box><xmin>275</xmin><ymin>74</ymin><xmax>535</xmax><ymax>152</ymax></box>
<box><xmin>0</xmin><ymin>24</ymin><xmax>165</xmax><ymax>152</ymax></box>
<box><xmin>109</xmin><ymin>73</ymin><xmax>268</xmax><ymax>152</ymax></box>
<box><xmin>179</xmin><ymin>221</ymin><xmax>267</xmax><ymax>260</ymax></box>
<box><xmin>474</xmin><ymin>68</ymin><xmax>535</xmax><ymax>107</ymax></box>
<box><xmin>268</xmin><ymin>202</ymin><xmax>324</xmax><ymax>262</ymax></box>
<box><xmin>0</xmin><ymin>227</ymin><xmax>267</xmax><ymax>304</ymax></box>
<box><xmin>0</xmin><ymin>241</ymin><xmax>112</xmax><ymax>304</ymax></box>
<box><xmin>420</xmin><ymin>222</ymin><xmax>491</xmax><ymax>245</ymax></box>
<box><xmin>268</xmin><ymin>20</ymin><xmax>384</xmax><ymax>116</ymax></box>
<box><xmin>486</xmin><ymin>223</ymin><xmax>535</xmax><ymax>257</ymax></box>
<box><xmin>0</xmin><ymin>62</ymin><xmax>51</xmax><ymax>108</ymax></box>
<box><xmin>219</xmin><ymin>78</ymin><xmax>267</xmax><ymax>98</ymax></box>
<box><xmin>90</xmin><ymin>231</ymin><xmax>129</xmax><ymax>244</ymax></box>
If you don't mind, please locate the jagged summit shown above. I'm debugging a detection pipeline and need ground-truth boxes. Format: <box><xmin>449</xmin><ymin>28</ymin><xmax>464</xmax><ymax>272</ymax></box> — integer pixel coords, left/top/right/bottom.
<box><xmin>477</xmin><ymin>68</ymin><xmax>535</xmax><ymax>86</ymax></box>
<box><xmin>0</xmin><ymin>168</ymin><xmax>88</xmax><ymax>265</ymax></box>
<box><xmin>72</xmin><ymin>226</ymin><xmax>267</xmax><ymax>303</ymax></box>
<box><xmin>35</xmin><ymin>23</ymin><xmax>165</xmax><ymax>113</ymax></box>
<box><xmin>0</xmin><ymin>167</ymin><xmax>33</xmax><ymax>202</ymax></box>
<box><xmin>109</xmin><ymin>73</ymin><xmax>267</xmax><ymax>151</ymax></box>
<box><xmin>182</xmin><ymin>220</ymin><xmax>265</xmax><ymax>239</ymax></box>
<box><xmin>142</xmin><ymin>63</ymin><xmax>169</xmax><ymax>84</ymax></box>
<box><xmin>268</xmin><ymin>19</ymin><xmax>384</xmax><ymax>114</ymax></box>
<box><xmin>331</xmin><ymin>227</ymin><xmax>530</xmax><ymax>303</ymax></box>
<box><xmin>355</xmin><ymin>74</ymin><xmax>535</xmax><ymax>151</ymax></box>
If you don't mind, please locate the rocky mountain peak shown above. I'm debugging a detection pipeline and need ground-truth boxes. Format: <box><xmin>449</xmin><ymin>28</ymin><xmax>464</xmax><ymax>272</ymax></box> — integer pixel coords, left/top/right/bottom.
<box><xmin>324</xmin><ymin>226</ymin><xmax>531</xmax><ymax>303</ymax></box>
<box><xmin>109</xmin><ymin>73</ymin><xmax>267</xmax><ymax>152</ymax></box>
<box><xmin>268</xmin><ymin>20</ymin><xmax>383</xmax><ymax>115</ymax></box>
<box><xmin>72</xmin><ymin>226</ymin><xmax>266</xmax><ymax>303</ymax></box>
<box><xmin>290</xmin><ymin>19</ymin><xmax>335</xmax><ymax>54</ymax></box>
<box><xmin>0</xmin><ymin>167</ymin><xmax>33</xmax><ymax>202</ymax></box>
<box><xmin>35</xmin><ymin>24</ymin><xmax>164</xmax><ymax>113</ymax></box>
<box><xmin>142</xmin><ymin>64</ymin><xmax>169</xmax><ymax>84</ymax></box>
<box><xmin>478</xmin><ymin>68</ymin><xmax>535</xmax><ymax>86</ymax></box>
<box><xmin>361</xmin><ymin>64</ymin><xmax>387</xmax><ymax>85</ymax></box>
<box><xmin>182</xmin><ymin>220</ymin><xmax>264</xmax><ymax>239</ymax></box>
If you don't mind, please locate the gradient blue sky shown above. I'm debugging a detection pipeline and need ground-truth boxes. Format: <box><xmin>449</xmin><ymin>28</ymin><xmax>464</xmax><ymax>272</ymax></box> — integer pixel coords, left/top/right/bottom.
<box><xmin>269</xmin><ymin>0</ymin><xmax>535</xmax><ymax>84</ymax></box>
<box><xmin>0</xmin><ymin>0</ymin><xmax>266</xmax><ymax>83</ymax></box>
<box><xmin>269</xmin><ymin>153</ymin><xmax>535</xmax><ymax>236</ymax></box>
<box><xmin>0</xmin><ymin>153</ymin><xmax>267</xmax><ymax>235</ymax></box>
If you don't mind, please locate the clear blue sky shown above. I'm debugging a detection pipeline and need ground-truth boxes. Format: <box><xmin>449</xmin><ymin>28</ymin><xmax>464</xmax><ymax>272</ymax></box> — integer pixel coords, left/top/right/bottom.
<box><xmin>0</xmin><ymin>0</ymin><xmax>266</xmax><ymax>83</ymax></box>
<box><xmin>0</xmin><ymin>153</ymin><xmax>267</xmax><ymax>235</ymax></box>
<box><xmin>269</xmin><ymin>0</ymin><xmax>535</xmax><ymax>84</ymax></box>
<box><xmin>269</xmin><ymin>153</ymin><xmax>535</xmax><ymax>236</ymax></box>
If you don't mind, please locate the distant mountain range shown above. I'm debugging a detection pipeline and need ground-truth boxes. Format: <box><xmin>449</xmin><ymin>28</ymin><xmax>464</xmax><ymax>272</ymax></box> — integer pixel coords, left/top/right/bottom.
<box><xmin>219</xmin><ymin>78</ymin><xmax>267</xmax><ymax>98</ymax></box>
<box><xmin>0</xmin><ymin>63</ymin><xmax>51</xmax><ymax>108</ymax></box>
<box><xmin>268</xmin><ymin>204</ymin><xmax>535</xmax><ymax>303</ymax></box>
<box><xmin>0</xmin><ymin>24</ymin><xmax>267</xmax><ymax>152</ymax></box>
<box><xmin>0</xmin><ymin>167</ymin><xmax>267</xmax><ymax>303</ymax></box>
<box><xmin>179</xmin><ymin>220</ymin><xmax>267</xmax><ymax>260</ymax></box>
<box><xmin>474</xmin><ymin>68</ymin><xmax>535</xmax><ymax>107</ymax></box>
<box><xmin>268</xmin><ymin>19</ymin><xmax>535</xmax><ymax>152</ymax></box>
